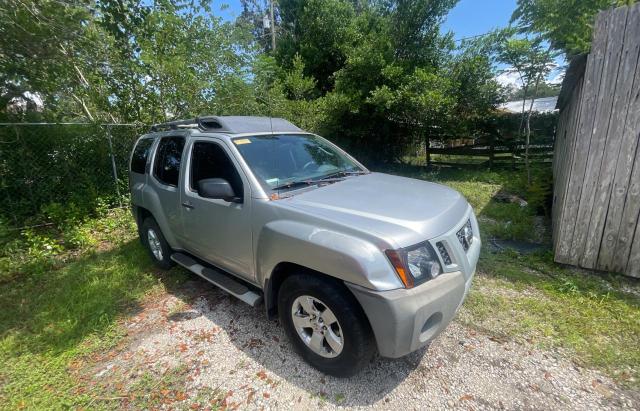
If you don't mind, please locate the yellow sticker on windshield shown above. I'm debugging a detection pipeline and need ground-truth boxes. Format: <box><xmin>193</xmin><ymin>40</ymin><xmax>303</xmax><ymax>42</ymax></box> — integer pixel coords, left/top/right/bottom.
<box><xmin>234</xmin><ymin>138</ymin><xmax>251</xmax><ymax>145</ymax></box>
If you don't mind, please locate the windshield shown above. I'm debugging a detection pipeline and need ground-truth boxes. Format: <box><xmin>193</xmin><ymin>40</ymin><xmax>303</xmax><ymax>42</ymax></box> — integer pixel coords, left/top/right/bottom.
<box><xmin>232</xmin><ymin>134</ymin><xmax>363</xmax><ymax>191</ymax></box>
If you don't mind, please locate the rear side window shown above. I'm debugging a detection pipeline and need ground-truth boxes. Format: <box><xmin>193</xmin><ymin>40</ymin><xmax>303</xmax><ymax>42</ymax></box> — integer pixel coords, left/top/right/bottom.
<box><xmin>190</xmin><ymin>141</ymin><xmax>243</xmax><ymax>197</ymax></box>
<box><xmin>153</xmin><ymin>137</ymin><xmax>185</xmax><ymax>186</ymax></box>
<box><xmin>130</xmin><ymin>138</ymin><xmax>154</xmax><ymax>174</ymax></box>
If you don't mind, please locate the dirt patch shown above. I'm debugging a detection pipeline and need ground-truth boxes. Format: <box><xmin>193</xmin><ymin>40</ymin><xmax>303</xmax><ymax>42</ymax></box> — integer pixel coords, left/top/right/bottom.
<box><xmin>80</xmin><ymin>278</ymin><xmax>639</xmax><ymax>410</ymax></box>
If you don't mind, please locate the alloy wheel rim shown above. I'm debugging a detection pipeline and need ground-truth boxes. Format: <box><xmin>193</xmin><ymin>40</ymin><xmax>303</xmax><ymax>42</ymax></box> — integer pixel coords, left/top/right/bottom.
<box><xmin>291</xmin><ymin>295</ymin><xmax>343</xmax><ymax>358</ymax></box>
<box><xmin>147</xmin><ymin>229</ymin><xmax>163</xmax><ymax>260</ymax></box>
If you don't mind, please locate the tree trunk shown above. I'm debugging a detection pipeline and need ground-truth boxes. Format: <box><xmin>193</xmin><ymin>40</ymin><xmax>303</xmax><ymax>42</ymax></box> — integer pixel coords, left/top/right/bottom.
<box><xmin>525</xmin><ymin>75</ymin><xmax>544</xmax><ymax>186</ymax></box>
<box><xmin>519</xmin><ymin>82</ymin><xmax>529</xmax><ymax>135</ymax></box>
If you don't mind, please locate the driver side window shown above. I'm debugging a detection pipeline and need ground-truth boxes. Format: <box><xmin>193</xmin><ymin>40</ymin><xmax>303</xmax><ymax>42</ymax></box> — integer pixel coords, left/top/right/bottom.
<box><xmin>190</xmin><ymin>141</ymin><xmax>244</xmax><ymax>198</ymax></box>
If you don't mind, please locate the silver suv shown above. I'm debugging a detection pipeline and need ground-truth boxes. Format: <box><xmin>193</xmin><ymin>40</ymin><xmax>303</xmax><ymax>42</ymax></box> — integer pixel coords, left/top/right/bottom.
<box><xmin>129</xmin><ymin>116</ymin><xmax>479</xmax><ymax>376</ymax></box>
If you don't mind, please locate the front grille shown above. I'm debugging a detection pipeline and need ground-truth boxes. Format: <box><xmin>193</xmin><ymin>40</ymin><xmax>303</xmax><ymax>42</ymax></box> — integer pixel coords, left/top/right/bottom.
<box><xmin>456</xmin><ymin>219</ymin><xmax>473</xmax><ymax>252</ymax></box>
<box><xmin>436</xmin><ymin>241</ymin><xmax>452</xmax><ymax>265</ymax></box>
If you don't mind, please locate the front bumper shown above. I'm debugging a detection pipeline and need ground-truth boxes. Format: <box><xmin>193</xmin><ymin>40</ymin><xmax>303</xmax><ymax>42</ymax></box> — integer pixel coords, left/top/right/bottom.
<box><xmin>347</xmin><ymin>206</ymin><xmax>480</xmax><ymax>358</ymax></box>
<box><xmin>347</xmin><ymin>269</ymin><xmax>474</xmax><ymax>358</ymax></box>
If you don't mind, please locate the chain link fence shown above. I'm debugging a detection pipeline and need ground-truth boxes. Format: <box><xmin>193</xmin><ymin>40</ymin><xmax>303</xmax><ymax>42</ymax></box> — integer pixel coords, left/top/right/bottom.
<box><xmin>0</xmin><ymin>123</ymin><xmax>146</xmax><ymax>227</ymax></box>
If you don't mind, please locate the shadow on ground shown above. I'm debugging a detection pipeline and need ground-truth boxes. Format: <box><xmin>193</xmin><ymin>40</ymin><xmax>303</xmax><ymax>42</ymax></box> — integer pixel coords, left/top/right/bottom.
<box><xmin>157</xmin><ymin>275</ymin><xmax>427</xmax><ymax>406</ymax></box>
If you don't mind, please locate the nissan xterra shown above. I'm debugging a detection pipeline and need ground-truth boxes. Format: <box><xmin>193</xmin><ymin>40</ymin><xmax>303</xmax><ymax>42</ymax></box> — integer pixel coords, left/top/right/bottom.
<box><xmin>129</xmin><ymin>116</ymin><xmax>480</xmax><ymax>376</ymax></box>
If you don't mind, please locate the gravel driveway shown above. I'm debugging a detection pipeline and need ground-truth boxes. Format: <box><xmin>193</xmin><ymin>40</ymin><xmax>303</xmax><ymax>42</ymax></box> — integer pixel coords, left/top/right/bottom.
<box><xmin>88</xmin><ymin>279</ymin><xmax>639</xmax><ymax>410</ymax></box>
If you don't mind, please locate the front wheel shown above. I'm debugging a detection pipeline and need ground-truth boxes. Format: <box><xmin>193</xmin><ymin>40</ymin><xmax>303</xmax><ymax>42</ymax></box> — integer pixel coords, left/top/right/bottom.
<box><xmin>278</xmin><ymin>274</ymin><xmax>375</xmax><ymax>377</ymax></box>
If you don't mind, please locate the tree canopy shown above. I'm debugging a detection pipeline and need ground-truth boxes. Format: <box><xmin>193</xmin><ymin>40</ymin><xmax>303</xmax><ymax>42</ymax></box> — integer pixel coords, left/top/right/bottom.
<box><xmin>512</xmin><ymin>0</ymin><xmax>638</xmax><ymax>58</ymax></box>
<box><xmin>1</xmin><ymin>0</ymin><xmax>508</xmax><ymax>164</ymax></box>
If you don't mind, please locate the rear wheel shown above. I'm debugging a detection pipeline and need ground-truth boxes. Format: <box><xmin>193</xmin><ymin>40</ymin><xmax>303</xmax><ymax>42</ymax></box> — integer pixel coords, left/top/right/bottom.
<box><xmin>141</xmin><ymin>217</ymin><xmax>174</xmax><ymax>270</ymax></box>
<box><xmin>278</xmin><ymin>274</ymin><xmax>375</xmax><ymax>377</ymax></box>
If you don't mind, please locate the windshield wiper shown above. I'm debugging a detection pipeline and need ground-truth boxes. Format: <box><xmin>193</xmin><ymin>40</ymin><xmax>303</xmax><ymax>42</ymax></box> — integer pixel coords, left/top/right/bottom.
<box><xmin>272</xmin><ymin>169</ymin><xmax>367</xmax><ymax>191</ymax></box>
<box><xmin>318</xmin><ymin>169</ymin><xmax>368</xmax><ymax>181</ymax></box>
<box><xmin>272</xmin><ymin>176</ymin><xmax>348</xmax><ymax>191</ymax></box>
<box><xmin>271</xmin><ymin>180</ymin><xmax>316</xmax><ymax>191</ymax></box>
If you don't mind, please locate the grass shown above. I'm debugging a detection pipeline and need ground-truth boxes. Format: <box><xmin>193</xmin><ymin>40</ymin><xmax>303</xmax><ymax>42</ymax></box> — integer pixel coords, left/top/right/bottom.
<box><xmin>464</xmin><ymin>251</ymin><xmax>639</xmax><ymax>382</ymax></box>
<box><xmin>0</xmin><ymin>208</ymin><xmax>188</xmax><ymax>409</ymax></box>
<box><xmin>0</xmin><ymin>164</ymin><xmax>638</xmax><ymax>409</ymax></box>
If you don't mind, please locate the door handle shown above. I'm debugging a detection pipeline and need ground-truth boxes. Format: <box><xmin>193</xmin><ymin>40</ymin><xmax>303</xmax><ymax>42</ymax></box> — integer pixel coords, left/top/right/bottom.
<box><xmin>181</xmin><ymin>201</ymin><xmax>194</xmax><ymax>209</ymax></box>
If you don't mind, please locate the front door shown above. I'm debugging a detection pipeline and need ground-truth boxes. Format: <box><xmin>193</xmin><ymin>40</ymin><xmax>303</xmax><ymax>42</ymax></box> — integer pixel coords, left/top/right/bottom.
<box><xmin>180</xmin><ymin>138</ymin><xmax>254</xmax><ymax>281</ymax></box>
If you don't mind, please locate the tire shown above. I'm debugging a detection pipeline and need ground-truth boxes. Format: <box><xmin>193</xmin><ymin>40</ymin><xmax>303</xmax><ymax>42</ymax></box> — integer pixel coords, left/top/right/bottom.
<box><xmin>278</xmin><ymin>273</ymin><xmax>376</xmax><ymax>377</ymax></box>
<box><xmin>140</xmin><ymin>217</ymin><xmax>174</xmax><ymax>270</ymax></box>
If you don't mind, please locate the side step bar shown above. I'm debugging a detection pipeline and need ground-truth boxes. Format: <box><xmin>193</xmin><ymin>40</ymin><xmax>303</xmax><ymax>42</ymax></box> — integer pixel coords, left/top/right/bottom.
<box><xmin>171</xmin><ymin>252</ymin><xmax>263</xmax><ymax>307</ymax></box>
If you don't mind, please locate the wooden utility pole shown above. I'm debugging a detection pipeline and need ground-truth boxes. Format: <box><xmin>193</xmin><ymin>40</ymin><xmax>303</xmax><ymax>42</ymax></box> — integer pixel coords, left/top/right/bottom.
<box><xmin>270</xmin><ymin>0</ymin><xmax>276</xmax><ymax>51</ymax></box>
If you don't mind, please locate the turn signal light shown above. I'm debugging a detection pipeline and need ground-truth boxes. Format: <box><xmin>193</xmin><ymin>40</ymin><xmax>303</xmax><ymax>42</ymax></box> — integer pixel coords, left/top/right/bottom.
<box><xmin>385</xmin><ymin>249</ymin><xmax>414</xmax><ymax>289</ymax></box>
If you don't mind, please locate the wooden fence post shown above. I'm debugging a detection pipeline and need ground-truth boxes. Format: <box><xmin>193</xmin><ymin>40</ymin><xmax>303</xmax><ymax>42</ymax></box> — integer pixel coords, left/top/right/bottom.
<box><xmin>488</xmin><ymin>134</ymin><xmax>495</xmax><ymax>169</ymax></box>
<box><xmin>425</xmin><ymin>133</ymin><xmax>431</xmax><ymax>167</ymax></box>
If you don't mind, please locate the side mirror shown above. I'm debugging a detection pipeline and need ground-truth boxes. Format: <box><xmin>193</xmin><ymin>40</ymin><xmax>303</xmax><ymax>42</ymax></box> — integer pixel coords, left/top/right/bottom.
<box><xmin>197</xmin><ymin>178</ymin><xmax>242</xmax><ymax>203</ymax></box>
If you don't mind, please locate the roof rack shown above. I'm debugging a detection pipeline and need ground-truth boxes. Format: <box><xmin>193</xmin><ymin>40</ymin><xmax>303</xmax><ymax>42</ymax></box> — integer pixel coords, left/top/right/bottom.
<box><xmin>149</xmin><ymin>116</ymin><xmax>225</xmax><ymax>132</ymax></box>
<box><xmin>149</xmin><ymin>116</ymin><xmax>302</xmax><ymax>134</ymax></box>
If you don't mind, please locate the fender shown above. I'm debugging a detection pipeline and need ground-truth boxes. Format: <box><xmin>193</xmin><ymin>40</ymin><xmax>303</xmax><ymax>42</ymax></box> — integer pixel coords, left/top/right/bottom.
<box><xmin>139</xmin><ymin>185</ymin><xmax>182</xmax><ymax>249</ymax></box>
<box><xmin>256</xmin><ymin>220</ymin><xmax>403</xmax><ymax>292</ymax></box>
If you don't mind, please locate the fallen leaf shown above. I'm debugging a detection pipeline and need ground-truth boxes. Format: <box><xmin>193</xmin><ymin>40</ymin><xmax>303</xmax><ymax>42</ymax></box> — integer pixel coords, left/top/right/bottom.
<box><xmin>593</xmin><ymin>382</ymin><xmax>613</xmax><ymax>399</ymax></box>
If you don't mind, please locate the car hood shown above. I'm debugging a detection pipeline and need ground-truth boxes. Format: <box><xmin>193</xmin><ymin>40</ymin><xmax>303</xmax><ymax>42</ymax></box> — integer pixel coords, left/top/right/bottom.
<box><xmin>281</xmin><ymin>172</ymin><xmax>469</xmax><ymax>248</ymax></box>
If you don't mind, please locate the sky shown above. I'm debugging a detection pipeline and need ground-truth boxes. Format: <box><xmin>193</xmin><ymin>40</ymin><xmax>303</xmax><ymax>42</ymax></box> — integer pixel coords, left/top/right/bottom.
<box><xmin>217</xmin><ymin>0</ymin><xmax>520</xmax><ymax>36</ymax></box>
<box><xmin>216</xmin><ymin>0</ymin><xmax>565</xmax><ymax>88</ymax></box>
<box><xmin>442</xmin><ymin>0</ymin><xmax>566</xmax><ymax>87</ymax></box>
<box><xmin>441</xmin><ymin>0</ymin><xmax>518</xmax><ymax>41</ymax></box>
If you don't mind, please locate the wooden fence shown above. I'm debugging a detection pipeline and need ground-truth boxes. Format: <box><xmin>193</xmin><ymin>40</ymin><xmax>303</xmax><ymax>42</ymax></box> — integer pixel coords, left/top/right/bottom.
<box><xmin>425</xmin><ymin>143</ymin><xmax>554</xmax><ymax>168</ymax></box>
<box><xmin>552</xmin><ymin>3</ymin><xmax>640</xmax><ymax>278</ymax></box>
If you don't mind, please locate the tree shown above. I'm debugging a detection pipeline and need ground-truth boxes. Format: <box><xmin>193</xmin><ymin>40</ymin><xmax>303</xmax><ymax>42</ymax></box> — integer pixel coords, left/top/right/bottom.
<box><xmin>0</xmin><ymin>0</ymin><xmax>254</xmax><ymax>123</ymax></box>
<box><xmin>0</xmin><ymin>0</ymin><xmax>96</xmax><ymax>119</ymax></box>
<box><xmin>277</xmin><ymin>0</ymin><xmax>356</xmax><ymax>94</ymax></box>
<box><xmin>497</xmin><ymin>31</ymin><xmax>555</xmax><ymax>184</ymax></box>
<box><xmin>1</xmin><ymin>0</ymin><xmax>507</xmax><ymax>169</ymax></box>
<box><xmin>447</xmin><ymin>47</ymin><xmax>505</xmax><ymax>135</ymax></box>
<box><xmin>512</xmin><ymin>0</ymin><xmax>637</xmax><ymax>58</ymax></box>
<box><xmin>380</xmin><ymin>0</ymin><xmax>458</xmax><ymax>69</ymax></box>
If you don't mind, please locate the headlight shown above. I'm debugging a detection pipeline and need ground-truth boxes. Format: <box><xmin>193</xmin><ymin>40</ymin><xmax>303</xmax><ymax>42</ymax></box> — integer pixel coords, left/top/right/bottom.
<box><xmin>385</xmin><ymin>243</ymin><xmax>443</xmax><ymax>288</ymax></box>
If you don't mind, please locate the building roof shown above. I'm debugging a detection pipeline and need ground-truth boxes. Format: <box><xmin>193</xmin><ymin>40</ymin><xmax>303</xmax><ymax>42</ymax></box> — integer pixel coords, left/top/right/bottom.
<box><xmin>499</xmin><ymin>96</ymin><xmax>559</xmax><ymax>114</ymax></box>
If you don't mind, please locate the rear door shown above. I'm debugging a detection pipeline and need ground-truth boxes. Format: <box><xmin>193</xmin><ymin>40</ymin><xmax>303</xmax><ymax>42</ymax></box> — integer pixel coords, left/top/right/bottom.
<box><xmin>129</xmin><ymin>136</ymin><xmax>155</xmax><ymax>205</ymax></box>
<box><xmin>180</xmin><ymin>137</ymin><xmax>254</xmax><ymax>281</ymax></box>
<box><xmin>148</xmin><ymin>134</ymin><xmax>187</xmax><ymax>241</ymax></box>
